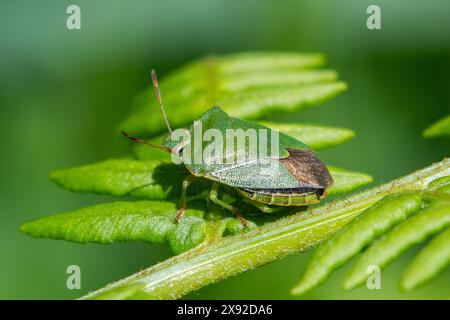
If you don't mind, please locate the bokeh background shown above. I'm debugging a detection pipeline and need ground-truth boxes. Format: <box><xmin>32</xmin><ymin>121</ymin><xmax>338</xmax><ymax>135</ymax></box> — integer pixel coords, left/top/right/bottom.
<box><xmin>1</xmin><ymin>0</ymin><xmax>449</xmax><ymax>299</ymax></box>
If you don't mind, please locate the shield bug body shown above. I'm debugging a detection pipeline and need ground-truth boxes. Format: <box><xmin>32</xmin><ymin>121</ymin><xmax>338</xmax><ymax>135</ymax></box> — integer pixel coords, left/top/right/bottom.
<box><xmin>122</xmin><ymin>70</ymin><xmax>333</xmax><ymax>226</ymax></box>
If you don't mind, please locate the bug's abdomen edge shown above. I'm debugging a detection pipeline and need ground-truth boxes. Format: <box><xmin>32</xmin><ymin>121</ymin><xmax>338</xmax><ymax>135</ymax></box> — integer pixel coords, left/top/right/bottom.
<box><xmin>237</xmin><ymin>187</ymin><xmax>325</xmax><ymax>206</ymax></box>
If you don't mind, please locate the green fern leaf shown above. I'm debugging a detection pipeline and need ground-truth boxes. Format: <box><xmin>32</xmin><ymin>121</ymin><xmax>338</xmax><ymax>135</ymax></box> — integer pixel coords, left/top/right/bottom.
<box><xmin>423</xmin><ymin>114</ymin><xmax>450</xmax><ymax>138</ymax></box>
<box><xmin>49</xmin><ymin>159</ymin><xmax>188</xmax><ymax>200</ymax></box>
<box><xmin>120</xmin><ymin>52</ymin><xmax>346</xmax><ymax>136</ymax></box>
<box><xmin>343</xmin><ymin>200</ymin><xmax>450</xmax><ymax>290</ymax></box>
<box><xmin>19</xmin><ymin>200</ymin><xmax>246</xmax><ymax>254</ymax></box>
<box><xmin>326</xmin><ymin>166</ymin><xmax>373</xmax><ymax>195</ymax></box>
<box><xmin>401</xmin><ymin>227</ymin><xmax>450</xmax><ymax>291</ymax></box>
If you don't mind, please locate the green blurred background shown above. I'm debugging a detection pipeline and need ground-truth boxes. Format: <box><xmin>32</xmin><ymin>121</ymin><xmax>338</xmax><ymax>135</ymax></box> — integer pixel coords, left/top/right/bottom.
<box><xmin>1</xmin><ymin>0</ymin><xmax>449</xmax><ymax>299</ymax></box>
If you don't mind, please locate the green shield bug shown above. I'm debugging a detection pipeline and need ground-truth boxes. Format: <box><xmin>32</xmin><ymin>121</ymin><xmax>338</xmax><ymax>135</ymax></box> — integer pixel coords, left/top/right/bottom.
<box><xmin>122</xmin><ymin>70</ymin><xmax>333</xmax><ymax>227</ymax></box>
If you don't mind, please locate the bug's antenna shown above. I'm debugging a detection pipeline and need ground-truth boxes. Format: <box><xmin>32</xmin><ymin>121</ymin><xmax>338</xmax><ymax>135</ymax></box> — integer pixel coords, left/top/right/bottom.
<box><xmin>121</xmin><ymin>131</ymin><xmax>168</xmax><ymax>152</ymax></box>
<box><xmin>151</xmin><ymin>69</ymin><xmax>172</xmax><ymax>133</ymax></box>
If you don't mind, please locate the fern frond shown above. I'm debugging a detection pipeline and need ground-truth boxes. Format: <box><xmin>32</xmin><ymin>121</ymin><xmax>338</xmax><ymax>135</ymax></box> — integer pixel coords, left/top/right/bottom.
<box><xmin>120</xmin><ymin>52</ymin><xmax>346</xmax><ymax>136</ymax></box>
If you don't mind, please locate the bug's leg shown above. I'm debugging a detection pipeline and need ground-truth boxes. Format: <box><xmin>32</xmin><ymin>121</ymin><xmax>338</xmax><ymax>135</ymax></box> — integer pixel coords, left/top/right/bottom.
<box><xmin>175</xmin><ymin>175</ymin><xmax>196</xmax><ymax>222</ymax></box>
<box><xmin>209</xmin><ymin>183</ymin><xmax>248</xmax><ymax>228</ymax></box>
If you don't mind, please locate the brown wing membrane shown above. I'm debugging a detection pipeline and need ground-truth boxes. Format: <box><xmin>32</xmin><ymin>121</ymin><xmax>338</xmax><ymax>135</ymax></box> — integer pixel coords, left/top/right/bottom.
<box><xmin>280</xmin><ymin>148</ymin><xmax>333</xmax><ymax>188</ymax></box>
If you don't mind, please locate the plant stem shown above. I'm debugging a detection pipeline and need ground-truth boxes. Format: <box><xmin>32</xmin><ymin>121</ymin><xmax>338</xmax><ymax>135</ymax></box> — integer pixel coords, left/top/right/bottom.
<box><xmin>82</xmin><ymin>158</ymin><xmax>449</xmax><ymax>300</ymax></box>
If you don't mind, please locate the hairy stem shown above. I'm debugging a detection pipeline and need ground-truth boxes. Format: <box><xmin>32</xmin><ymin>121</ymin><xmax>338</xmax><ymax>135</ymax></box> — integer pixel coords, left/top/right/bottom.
<box><xmin>82</xmin><ymin>158</ymin><xmax>449</xmax><ymax>300</ymax></box>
